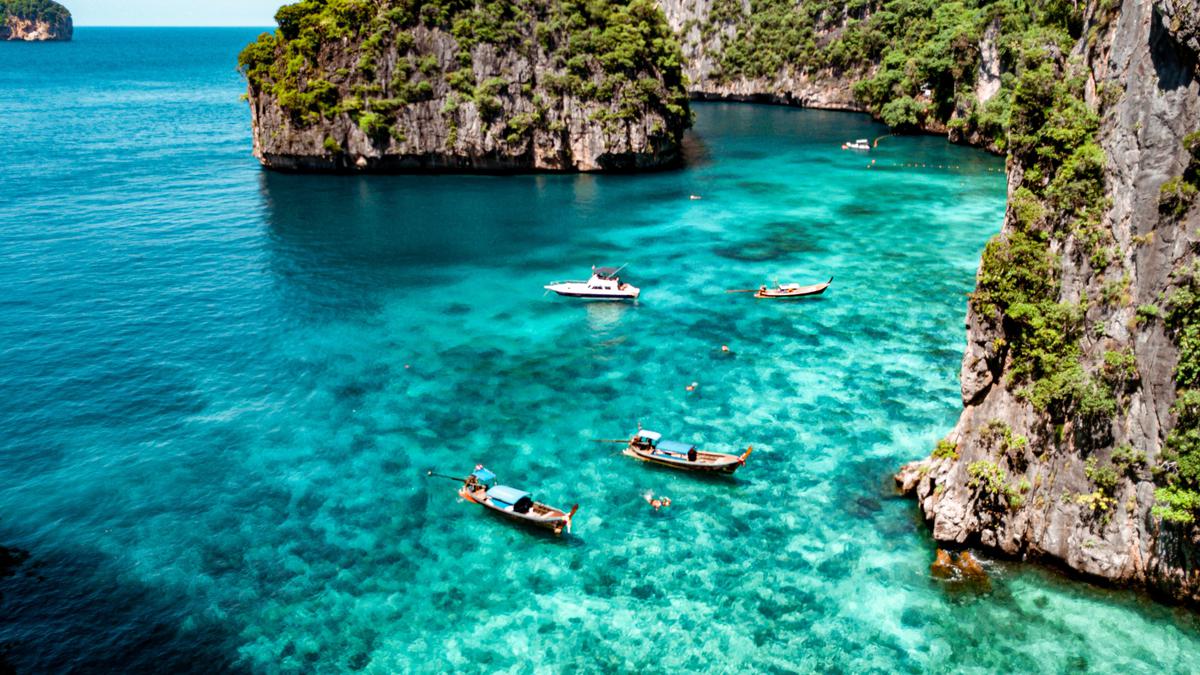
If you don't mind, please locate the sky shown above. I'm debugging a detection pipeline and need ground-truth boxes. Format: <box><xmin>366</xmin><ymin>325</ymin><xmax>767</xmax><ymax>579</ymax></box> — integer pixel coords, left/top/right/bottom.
<box><xmin>68</xmin><ymin>1</ymin><xmax>284</xmax><ymax>26</ymax></box>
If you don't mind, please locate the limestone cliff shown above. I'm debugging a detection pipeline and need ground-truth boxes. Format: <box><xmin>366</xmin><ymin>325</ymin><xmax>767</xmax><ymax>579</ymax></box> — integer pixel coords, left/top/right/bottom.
<box><xmin>651</xmin><ymin>0</ymin><xmax>1200</xmax><ymax>603</ymax></box>
<box><xmin>1</xmin><ymin>1</ymin><xmax>72</xmax><ymax>41</ymax></box>
<box><xmin>656</xmin><ymin>0</ymin><xmax>865</xmax><ymax>110</ymax></box>
<box><xmin>896</xmin><ymin>0</ymin><xmax>1200</xmax><ymax>605</ymax></box>
<box><xmin>240</xmin><ymin>0</ymin><xmax>690</xmax><ymax>173</ymax></box>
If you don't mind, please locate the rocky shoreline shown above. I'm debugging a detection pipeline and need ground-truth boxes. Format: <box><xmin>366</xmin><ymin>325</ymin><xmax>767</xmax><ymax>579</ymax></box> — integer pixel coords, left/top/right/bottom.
<box><xmin>888</xmin><ymin>0</ymin><xmax>1200</xmax><ymax>606</ymax></box>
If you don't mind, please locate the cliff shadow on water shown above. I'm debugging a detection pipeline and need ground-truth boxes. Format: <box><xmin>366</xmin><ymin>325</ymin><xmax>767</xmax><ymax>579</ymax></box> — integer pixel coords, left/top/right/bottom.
<box><xmin>0</xmin><ymin>535</ymin><xmax>246</xmax><ymax>673</ymax></box>
<box><xmin>254</xmin><ymin>119</ymin><xmax>721</xmax><ymax>303</ymax></box>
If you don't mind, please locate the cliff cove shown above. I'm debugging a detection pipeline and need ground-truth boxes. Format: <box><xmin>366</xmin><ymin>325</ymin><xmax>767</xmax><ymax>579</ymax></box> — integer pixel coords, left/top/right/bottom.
<box><xmin>2</xmin><ymin>26</ymin><xmax>1200</xmax><ymax>671</ymax></box>
<box><xmin>238</xmin><ymin>0</ymin><xmax>1200</xmax><ymax>605</ymax></box>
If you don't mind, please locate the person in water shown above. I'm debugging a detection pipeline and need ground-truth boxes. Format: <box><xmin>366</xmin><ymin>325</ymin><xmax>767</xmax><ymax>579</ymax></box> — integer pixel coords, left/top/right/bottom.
<box><xmin>644</xmin><ymin>493</ymin><xmax>672</xmax><ymax>510</ymax></box>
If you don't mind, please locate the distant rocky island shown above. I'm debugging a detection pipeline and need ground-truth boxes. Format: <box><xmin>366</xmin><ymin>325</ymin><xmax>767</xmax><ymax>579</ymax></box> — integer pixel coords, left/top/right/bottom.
<box><xmin>1</xmin><ymin>0</ymin><xmax>72</xmax><ymax>41</ymax></box>
<box><xmin>238</xmin><ymin>0</ymin><xmax>690</xmax><ymax>172</ymax></box>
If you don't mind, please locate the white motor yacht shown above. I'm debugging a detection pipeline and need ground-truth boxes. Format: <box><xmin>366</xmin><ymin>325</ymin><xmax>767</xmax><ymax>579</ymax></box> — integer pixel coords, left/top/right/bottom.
<box><xmin>544</xmin><ymin>265</ymin><xmax>640</xmax><ymax>301</ymax></box>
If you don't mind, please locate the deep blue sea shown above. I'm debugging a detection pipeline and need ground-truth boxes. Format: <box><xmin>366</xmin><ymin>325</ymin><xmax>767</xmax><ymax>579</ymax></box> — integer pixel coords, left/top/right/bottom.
<box><xmin>2</xmin><ymin>27</ymin><xmax>1199</xmax><ymax>673</ymax></box>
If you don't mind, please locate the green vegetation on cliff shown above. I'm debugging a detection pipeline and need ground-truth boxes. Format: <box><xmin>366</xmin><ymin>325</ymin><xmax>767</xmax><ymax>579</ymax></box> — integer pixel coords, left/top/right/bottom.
<box><xmin>0</xmin><ymin>0</ymin><xmax>70</xmax><ymax>22</ymax></box>
<box><xmin>1158</xmin><ymin>202</ymin><xmax>1200</xmax><ymax>524</ymax></box>
<box><xmin>706</xmin><ymin>0</ymin><xmax>1100</xmax><ymax>146</ymax></box>
<box><xmin>238</xmin><ymin>0</ymin><xmax>690</xmax><ymax>148</ymax></box>
<box><xmin>959</xmin><ymin>7</ymin><xmax>1114</xmax><ymax>431</ymax></box>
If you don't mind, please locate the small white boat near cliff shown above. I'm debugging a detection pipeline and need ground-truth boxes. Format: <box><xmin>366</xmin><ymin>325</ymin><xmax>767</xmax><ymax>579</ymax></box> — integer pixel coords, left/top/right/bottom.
<box><xmin>842</xmin><ymin>139</ymin><xmax>871</xmax><ymax>151</ymax></box>
<box><xmin>545</xmin><ymin>265</ymin><xmax>640</xmax><ymax>301</ymax></box>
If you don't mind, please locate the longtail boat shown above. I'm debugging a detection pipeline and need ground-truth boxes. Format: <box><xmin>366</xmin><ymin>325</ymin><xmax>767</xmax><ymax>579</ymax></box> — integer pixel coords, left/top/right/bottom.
<box><xmin>622</xmin><ymin>430</ymin><xmax>752</xmax><ymax>474</ymax></box>
<box><xmin>754</xmin><ymin>277</ymin><xmax>832</xmax><ymax>299</ymax></box>
<box><xmin>446</xmin><ymin>467</ymin><xmax>578</xmax><ymax>535</ymax></box>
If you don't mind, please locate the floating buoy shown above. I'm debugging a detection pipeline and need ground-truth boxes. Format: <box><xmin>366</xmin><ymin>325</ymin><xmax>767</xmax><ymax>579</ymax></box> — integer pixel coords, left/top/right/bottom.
<box><xmin>721</xmin><ymin>345</ymin><xmax>730</xmax><ymax>353</ymax></box>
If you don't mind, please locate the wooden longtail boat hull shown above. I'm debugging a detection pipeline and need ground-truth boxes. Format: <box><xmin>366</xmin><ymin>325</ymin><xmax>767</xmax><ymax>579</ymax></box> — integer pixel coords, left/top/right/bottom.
<box><xmin>755</xmin><ymin>278</ymin><xmax>832</xmax><ymax>299</ymax></box>
<box><xmin>622</xmin><ymin>446</ymin><xmax>750</xmax><ymax>474</ymax></box>
<box><xmin>459</xmin><ymin>487</ymin><xmax>576</xmax><ymax>535</ymax></box>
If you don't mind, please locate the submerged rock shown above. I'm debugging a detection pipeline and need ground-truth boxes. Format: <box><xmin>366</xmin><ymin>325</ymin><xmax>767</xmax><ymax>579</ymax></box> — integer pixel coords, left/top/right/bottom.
<box><xmin>958</xmin><ymin>552</ymin><xmax>987</xmax><ymax>582</ymax></box>
<box><xmin>1</xmin><ymin>1</ymin><xmax>72</xmax><ymax>41</ymax></box>
<box><xmin>239</xmin><ymin>0</ymin><xmax>690</xmax><ymax>173</ymax></box>
<box><xmin>0</xmin><ymin>545</ymin><xmax>29</xmax><ymax>578</ymax></box>
<box><xmin>930</xmin><ymin>548</ymin><xmax>991</xmax><ymax>591</ymax></box>
<box><xmin>930</xmin><ymin>549</ymin><xmax>956</xmax><ymax>579</ymax></box>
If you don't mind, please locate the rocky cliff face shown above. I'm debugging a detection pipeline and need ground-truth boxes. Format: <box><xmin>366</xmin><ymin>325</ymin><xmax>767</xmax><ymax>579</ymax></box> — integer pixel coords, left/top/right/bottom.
<box><xmin>1</xmin><ymin>1</ymin><xmax>72</xmax><ymax>41</ymax></box>
<box><xmin>648</xmin><ymin>0</ymin><xmax>1200</xmax><ymax>603</ymax></box>
<box><xmin>657</xmin><ymin>0</ymin><xmax>865</xmax><ymax>110</ymax></box>
<box><xmin>896</xmin><ymin>0</ymin><xmax>1200</xmax><ymax>604</ymax></box>
<box><xmin>241</xmin><ymin>0</ymin><xmax>690</xmax><ymax>173</ymax></box>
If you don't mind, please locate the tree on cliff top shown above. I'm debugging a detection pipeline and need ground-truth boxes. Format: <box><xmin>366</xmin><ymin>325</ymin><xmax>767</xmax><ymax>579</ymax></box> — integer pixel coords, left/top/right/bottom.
<box><xmin>238</xmin><ymin>0</ymin><xmax>690</xmax><ymax>145</ymax></box>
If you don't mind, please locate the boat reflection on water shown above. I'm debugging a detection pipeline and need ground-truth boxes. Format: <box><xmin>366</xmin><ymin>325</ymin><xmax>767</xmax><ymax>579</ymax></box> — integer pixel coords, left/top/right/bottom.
<box><xmin>585</xmin><ymin>301</ymin><xmax>631</xmax><ymax>335</ymax></box>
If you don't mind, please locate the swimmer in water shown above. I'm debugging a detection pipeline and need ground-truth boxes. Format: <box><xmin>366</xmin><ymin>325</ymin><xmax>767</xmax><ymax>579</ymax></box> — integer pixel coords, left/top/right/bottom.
<box><xmin>643</xmin><ymin>493</ymin><xmax>672</xmax><ymax>511</ymax></box>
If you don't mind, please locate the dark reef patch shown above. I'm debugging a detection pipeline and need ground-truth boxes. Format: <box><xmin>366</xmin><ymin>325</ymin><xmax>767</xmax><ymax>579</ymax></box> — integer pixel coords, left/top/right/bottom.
<box><xmin>0</xmin><ymin>540</ymin><xmax>247</xmax><ymax>673</ymax></box>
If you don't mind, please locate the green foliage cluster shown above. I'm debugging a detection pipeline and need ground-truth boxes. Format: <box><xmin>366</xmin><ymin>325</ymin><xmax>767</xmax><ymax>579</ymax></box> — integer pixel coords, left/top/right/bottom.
<box><xmin>0</xmin><ymin>0</ymin><xmax>70</xmax><ymax>22</ymax></box>
<box><xmin>1159</xmin><ymin>130</ymin><xmax>1200</xmax><ymax>219</ymax></box>
<box><xmin>962</xmin><ymin>25</ymin><xmax>1114</xmax><ymax>424</ymax></box>
<box><xmin>708</xmin><ymin>0</ymin><xmax>1089</xmax><ymax>144</ymax></box>
<box><xmin>538</xmin><ymin>0</ymin><xmax>689</xmax><ymax>128</ymax></box>
<box><xmin>967</xmin><ymin>460</ymin><xmax>1021</xmax><ymax>509</ymax></box>
<box><xmin>1155</xmin><ymin>263</ymin><xmax>1200</xmax><ymax>524</ymax></box>
<box><xmin>849</xmin><ymin>0</ymin><xmax>996</xmax><ymax>130</ymax></box>
<box><xmin>1101</xmin><ymin>348</ymin><xmax>1137</xmax><ymax>386</ymax></box>
<box><xmin>1110</xmin><ymin>444</ymin><xmax>1146</xmax><ymax>476</ymax></box>
<box><xmin>712</xmin><ymin>0</ymin><xmax>868</xmax><ymax>81</ymax></box>
<box><xmin>981</xmin><ymin>419</ymin><xmax>1027</xmax><ymax>458</ymax></box>
<box><xmin>933</xmin><ymin>438</ymin><xmax>959</xmax><ymax>460</ymax></box>
<box><xmin>238</xmin><ymin>0</ymin><xmax>690</xmax><ymax>146</ymax></box>
<box><xmin>1135</xmin><ymin>303</ymin><xmax>1162</xmax><ymax>326</ymax></box>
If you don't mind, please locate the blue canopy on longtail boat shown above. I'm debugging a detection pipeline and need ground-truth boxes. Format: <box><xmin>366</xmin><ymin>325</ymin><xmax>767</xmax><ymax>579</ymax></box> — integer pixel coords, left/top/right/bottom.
<box><xmin>472</xmin><ymin>468</ymin><xmax>496</xmax><ymax>484</ymax></box>
<box><xmin>487</xmin><ymin>485</ymin><xmax>530</xmax><ymax>507</ymax></box>
<box><xmin>657</xmin><ymin>440</ymin><xmax>695</xmax><ymax>455</ymax></box>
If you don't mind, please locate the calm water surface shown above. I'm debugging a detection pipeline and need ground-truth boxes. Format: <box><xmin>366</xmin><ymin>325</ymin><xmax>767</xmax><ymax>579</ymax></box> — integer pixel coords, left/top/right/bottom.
<box><xmin>1</xmin><ymin>28</ymin><xmax>1198</xmax><ymax>674</ymax></box>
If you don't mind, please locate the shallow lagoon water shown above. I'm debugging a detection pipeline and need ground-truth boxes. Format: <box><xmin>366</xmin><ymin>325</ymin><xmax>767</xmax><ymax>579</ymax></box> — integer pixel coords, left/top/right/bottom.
<box><xmin>2</xmin><ymin>28</ymin><xmax>1200</xmax><ymax>673</ymax></box>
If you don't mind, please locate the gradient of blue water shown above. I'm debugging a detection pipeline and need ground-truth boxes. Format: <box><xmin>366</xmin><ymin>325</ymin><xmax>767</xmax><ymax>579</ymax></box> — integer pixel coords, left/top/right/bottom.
<box><xmin>1</xmin><ymin>28</ymin><xmax>1198</xmax><ymax>673</ymax></box>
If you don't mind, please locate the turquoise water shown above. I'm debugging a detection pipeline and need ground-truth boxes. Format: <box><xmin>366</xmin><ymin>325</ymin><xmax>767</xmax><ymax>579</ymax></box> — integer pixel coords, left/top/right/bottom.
<box><xmin>2</xmin><ymin>28</ymin><xmax>1199</xmax><ymax>673</ymax></box>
